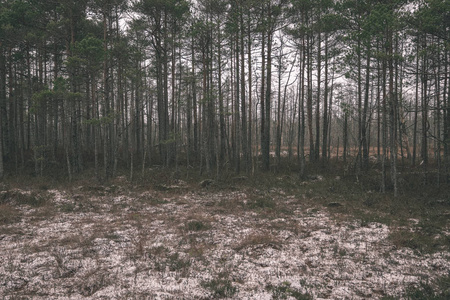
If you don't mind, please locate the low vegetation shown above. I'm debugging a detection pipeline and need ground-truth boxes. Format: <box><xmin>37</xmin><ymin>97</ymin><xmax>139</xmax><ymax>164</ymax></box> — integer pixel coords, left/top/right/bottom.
<box><xmin>0</xmin><ymin>162</ymin><xmax>449</xmax><ymax>299</ymax></box>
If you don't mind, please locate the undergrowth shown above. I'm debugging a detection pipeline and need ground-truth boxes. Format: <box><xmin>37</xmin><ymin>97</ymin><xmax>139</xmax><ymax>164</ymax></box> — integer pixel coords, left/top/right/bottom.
<box><xmin>201</xmin><ymin>278</ymin><xmax>237</xmax><ymax>298</ymax></box>
<box><xmin>383</xmin><ymin>274</ymin><xmax>450</xmax><ymax>299</ymax></box>
<box><xmin>266</xmin><ymin>281</ymin><xmax>313</xmax><ymax>300</ymax></box>
<box><xmin>1</xmin><ymin>159</ymin><xmax>449</xmax><ymax>256</ymax></box>
<box><xmin>0</xmin><ymin>159</ymin><xmax>449</xmax><ymax>298</ymax></box>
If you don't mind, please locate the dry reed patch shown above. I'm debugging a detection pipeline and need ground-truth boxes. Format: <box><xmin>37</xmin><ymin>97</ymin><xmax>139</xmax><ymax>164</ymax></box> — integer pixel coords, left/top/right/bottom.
<box><xmin>128</xmin><ymin>231</ymin><xmax>149</xmax><ymax>259</ymax></box>
<box><xmin>182</xmin><ymin>212</ymin><xmax>216</xmax><ymax>232</ymax></box>
<box><xmin>0</xmin><ymin>189</ymin><xmax>50</xmax><ymax>207</ymax></box>
<box><xmin>213</xmin><ymin>191</ymin><xmax>248</xmax><ymax>214</ymax></box>
<box><xmin>265</xmin><ymin>218</ymin><xmax>311</xmax><ymax>238</ymax></box>
<box><xmin>389</xmin><ymin>225</ymin><xmax>450</xmax><ymax>255</ymax></box>
<box><xmin>137</xmin><ymin>191</ymin><xmax>170</xmax><ymax>206</ymax></box>
<box><xmin>75</xmin><ymin>267</ymin><xmax>112</xmax><ymax>297</ymax></box>
<box><xmin>0</xmin><ymin>204</ymin><xmax>21</xmax><ymax>225</ymax></box>
<box><xmin>186</xmin><ymin>241</ymin><xmax>212</xmax><ymax>258</ymax></box>
<box><xmin>233</xmin><ymin>231</ymin><xmax>282</xmax><ymax>252</ymax></box>
<box><xmin>58</xmin><ymin>233</ymin><xmax>90</xmax><ymax>249</ymax></box>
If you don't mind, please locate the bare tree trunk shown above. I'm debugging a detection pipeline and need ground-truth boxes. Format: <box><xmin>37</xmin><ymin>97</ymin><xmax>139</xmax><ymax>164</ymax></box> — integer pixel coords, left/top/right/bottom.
<box><xmin>240</xmin><ymin>8</ymin><xmax>248</xmax><ymax>172</ymax></box>
<box><xmin>421</xmin><ymin>36</ymin><xmax>429</xmax><ymax>177</ymax></box>
<box><xmin>389</xmin><ymin>30</ymin><xmax>398</xmax><ymax>197</ymax></box>
<box><xmin>247</xmin><ymin>16</ymin><xmax>253</xmax><ymax>174</ymax></box>
<box><xmin>343</xmin><ymin>108</ymin><xmax>348</xmax><ymax>164</ymax></box>
<box><xmin>362</xmin><ymin>44</ymin><xmax>371</xmax><ymax>169</ymax></box>
<box><xmin>307</xmin><ymin>35</ymin><xmax>314</xmax><ymax>162</ymax></box>
<box><xmin>435</xmin><ymin>53</ymin><xmax>442</xmax><ymax>187</ymax></box>
<box><xmin>322</xmin><ymin>33</ymin><xmax>329</xmax><ymax>163</ymax></box>
<box><xmin>234</xmin><ymin>31</ymin><xmax>241</xmax><ymax>174</ymax></box>
<box><xmin>260</xmin><ymin>18</ymin><xmax>266</xmax><ymax>171</ymax></box>
<box><xmin>218</xmin><ymin>22</ymin><xmax>227</xmax><ymax>168</ymax></box>
<box><xmin>263</xmin><ymin>24</ymin><xmax>273</xmax><ymax>171</ymax></box>
<box><xmin>315</xmin><ymin>28</ymin><xmax>321</xmax><ymax>162</ymax></box>
<box><xmin>299</xmin><ymin>35</ymin><xmax>306</xmax><ymax>177</ymax></box>
<box><xmin>0</xmin><ymin>49</ymin><xmax>5</xmax><ymax>179</ymax></box>
<box><xmin>357</xmin><ymin>35</ymin><xmax>362</xmax><ymax>171</ymax></box>
<box><xmin>413</xmin><ymin>37</ymin><xmax>420</xmax><ymax>166</ymax></box>
<box><xmin>444</xmin><ymin>40</ymin><xmax>450</xmax><ymax>182</ymax></box>
<box><xmin>130</xmin><ymin>150</ymin><xmax>133</xmax><ymax>181</ymax></box>
<box><xmin>381</xmin><ymin>45</ymin><xmax>387</xmax><ymax>194</ymax></box>
<box><xmin>276</xmin><ymin>44</ymin><xmax>283</xmax><ymax>166</ymax></box>
<box><xmin>0</xmin><ymin>119</ymin><xmax>3</xmax><ymax>179</ymax></box>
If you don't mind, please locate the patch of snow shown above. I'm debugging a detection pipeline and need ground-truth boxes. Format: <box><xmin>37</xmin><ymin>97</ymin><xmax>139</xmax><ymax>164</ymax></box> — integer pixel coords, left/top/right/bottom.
<box><xmin>0</xmin><ymin>189</ymin><xmax>449</xmax><ymax>299</ymax></box>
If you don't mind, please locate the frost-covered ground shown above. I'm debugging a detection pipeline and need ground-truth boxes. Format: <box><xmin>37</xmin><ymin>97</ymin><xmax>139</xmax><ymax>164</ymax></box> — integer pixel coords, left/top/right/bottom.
<box><xmin>0</xmin><ymin>182</ymin><xmax>449</xmax><ymax>299</ymax></box>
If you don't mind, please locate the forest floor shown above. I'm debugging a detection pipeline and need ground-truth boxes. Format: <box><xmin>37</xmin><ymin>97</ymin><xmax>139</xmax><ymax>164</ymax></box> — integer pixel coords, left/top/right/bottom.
<box><xmin>0</xmin><ymin>167</ymin><xmax>449</xmax><ymax>299</ymax></box>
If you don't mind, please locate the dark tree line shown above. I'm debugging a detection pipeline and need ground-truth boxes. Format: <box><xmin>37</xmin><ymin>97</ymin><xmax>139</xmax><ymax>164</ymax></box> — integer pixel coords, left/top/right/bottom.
<box><xmin>0</xmin><ymin>0</ymin><xmax>449</xmax><ymax>192</ymax></box>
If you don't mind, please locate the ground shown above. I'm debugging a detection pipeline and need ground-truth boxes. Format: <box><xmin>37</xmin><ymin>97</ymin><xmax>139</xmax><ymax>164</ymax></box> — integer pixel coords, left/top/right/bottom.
<box><xmin>0</xmin><ymin>170</ymin><xmax>449</xmax><ymax>299</ymax></box>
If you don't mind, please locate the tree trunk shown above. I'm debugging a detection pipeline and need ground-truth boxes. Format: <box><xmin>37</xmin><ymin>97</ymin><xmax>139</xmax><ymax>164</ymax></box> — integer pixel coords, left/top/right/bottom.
<box><xmin>0</xmin><ymin>49</ymin><xmax>4</xmax><ymax>179</ymax></box>
<box><xmin>388</xmin><ymin>28</ymin><xmax>398</xmax><ymax>197</ymax></box>
<box><xmin>247</xmin><ymin>15</ymin><xmax>253</xmax><ymax>174</ymax></box>
<box><xmin>240</xmin><ymin>8</ymin><xmax>248</xmax><ymax>172</ymax></box>
<box><xmin>315</xmin><ymin>28</ymin><xmax>321</xmax><ymax>162</ymax></box>
<box><xmin>260</xmin><ymin>17</ymin><xmax>266</xmax><ymax>171</ymax></box>
<box><xmin>299</xmin><ymin>34</ymin><xmax>306</xmax><ymax>177</ymax></box>
<box><xmin>421</xmin><ymin>36</ymin><xmax>428</xmax><ymax>173</ymax></box>
<box><xmin>307</xmin><ymin>35</ymin><xmax>314</xmax><ymax>161</ymax></box>
<box><xmin>263</xmin><ymin>23</ymin><xmax>273</xmax><ymax>172</ymax></box>
<box><xmin>362</xmin><ymin>44</ymin><xmax>371</xmax><ymax>169</ymax></box>
<box><xmin>322</xmin><ymin>33</ymin><xmax>329</xmax><ymax>163</ymax></box>
<box><xmin>234</xmin><ymin>30</ymin><xmax>241</xmax><ymax>174</ymax></box>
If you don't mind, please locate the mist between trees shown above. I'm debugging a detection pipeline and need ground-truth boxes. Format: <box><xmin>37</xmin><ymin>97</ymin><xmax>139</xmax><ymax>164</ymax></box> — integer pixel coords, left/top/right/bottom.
<box><xmin>0</xmin><ymin>0</ymin><xmax>448</xmax><ymax>194</ymax></box>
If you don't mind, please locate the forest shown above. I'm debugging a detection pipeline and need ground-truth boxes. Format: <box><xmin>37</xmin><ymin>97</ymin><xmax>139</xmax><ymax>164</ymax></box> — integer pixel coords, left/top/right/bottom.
<box><xmin>0</xmin><ymin>0</ymin><xmax>449</xmax><ymax>192</ymax></box>
<box><xmin>1</xmin><ymin>1</ymin><xmax>450</xmax><ymax>298</ymax></box>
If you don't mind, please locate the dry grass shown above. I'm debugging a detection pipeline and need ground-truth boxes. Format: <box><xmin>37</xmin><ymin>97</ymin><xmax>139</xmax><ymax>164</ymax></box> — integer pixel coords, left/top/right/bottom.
<box><xmin>390</xmin><ymin>226</ymin><xmax>450</xmax><ymax>255</ymax></box>
<box><xmin>267</xmin><ymin>281</ymin><xmax>313</xmax><ymax>300</ymax></box>
<box><xmin>183</xmin><ymin>212</ymin><xmax>215</xmax><ymax>232</ymax></box>
<box><xmin>0</xmin><ymin>189</ymin><xmax>50</xmax><ymax>207</ymax></box>
<box><xmin>186</xmin><ymin>242</ymin><xmax>211</xmax><ymax>258</ymax></box>
<box><xmin>0</xmin><ymin>163</ymin><xmax>449</xmax><ymax>299</ymax></box>
<box><xmin>0</xmin><ymin>204</ymin><xmax>21</xmax><ymax>225</ymax></box>
<box><xmin>233</xmin><ymin>231</ymin><xmax>282</xmax><ymax>252</ymax></box>
<box><xmin>201</xmin><ymin>276</ymin><xmax>237</xmax><ymax>299</ymax></box>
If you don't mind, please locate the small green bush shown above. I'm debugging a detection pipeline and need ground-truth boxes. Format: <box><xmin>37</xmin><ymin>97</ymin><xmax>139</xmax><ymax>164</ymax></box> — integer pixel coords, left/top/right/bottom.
<box><xmin>186</xmin><ymin>220</ymin><xmax>209</xmax><ymax>231</ymax></box>
<box><xmin>247</xmin><ymin>195</ymin><xmax>276</xmax><ymax>210</ymax></box>
<box><xmin>404</xmin><ymin>281</ymin><xmax>450</xmax><ymax>300</ymax></box>
<box><xmin>267</xmin><ymin>281</ymin><xmax>313</xmax><ymax>300</ymax></box>
<box><xmin>0</xmin><ymin>190</ymin><xmax>49</xmax><ymax>207</ymax></box>
<box><xmin>201</xmin><ymin>278</ymin><xmax>237</xmax><ymax>298</ymax></box>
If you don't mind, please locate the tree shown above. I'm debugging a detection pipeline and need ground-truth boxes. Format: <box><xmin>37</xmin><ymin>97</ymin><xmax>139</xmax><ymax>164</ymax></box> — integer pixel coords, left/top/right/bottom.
<box><xmin>134</xmin><ymin>0</ymin><xmax>189</xmax><ymax>167</ymax></box>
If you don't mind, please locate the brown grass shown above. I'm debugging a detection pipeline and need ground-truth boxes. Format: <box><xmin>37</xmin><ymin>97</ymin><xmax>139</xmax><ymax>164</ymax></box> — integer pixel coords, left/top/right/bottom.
<box><xmin>0</xmin><ymin>204</ymin><xmax>21</xmax><ymax>225</ymax></box>
<box><xmin>233</xmin><ymin>231</ymin><xmax>282</xmax><ymax>252</ymax></box>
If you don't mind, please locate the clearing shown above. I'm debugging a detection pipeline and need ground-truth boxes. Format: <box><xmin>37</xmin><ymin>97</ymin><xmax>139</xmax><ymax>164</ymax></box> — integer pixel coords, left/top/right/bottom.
<box><xmin>1</xmin><ymin>170</ymin><xmax>449</xmax><ymax>299</ymax></box>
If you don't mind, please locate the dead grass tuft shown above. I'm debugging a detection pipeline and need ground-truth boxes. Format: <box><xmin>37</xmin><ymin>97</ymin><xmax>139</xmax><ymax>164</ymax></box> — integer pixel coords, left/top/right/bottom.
<box><xmin>233</xmin><ymin>231</ymin><xmax>282</xmax><ymax>252</ymax></box>
<box><xmin>138</xmin><ymin>192</ymin><xmax>169</xmax><ymax>205</ymax></box>
<box><xmin>0</xmin><ymin>189</ymin><xmax>50</xmax><ymax>207</ymax></box>
<box><xmin>147</xmin><ymin>245</ymin><xmax>170</xmax><ymax>259</ymax></box>
<box><xmin>183</xmin><ymin>213</ymin><xmax>214</xmax><ymax>232</ymax></box>
<box><xmin>76</xmin><ymin>268</ymin><xmax>111</xmax><ymax>297</ymax></box>
<box><xmin>186</xmin><ymin>220</ymin><xmax>209</xmax><ymax>231</ymax></box>
<box><xmin>266</xmin><ymin>281</ymin><xmax>313</xmax><ymax>300</ymax></box>
<box><xmin>201</xmin><ymin>277</ymin><xmax>237</xmax><ymax>299</ymax></box>
<box><xmin>247</xmin><ymin>195</ymin><xmax>276</xmax><ymax>210</ymax></box>
<box><xmin>187</xmin><ymin>242</ymin><xmax>211</xmax><ymax>258</ymax></box>
<box><xmin>266</xmin><ymin>219</ymin><xmax>310</xmax><ymax>237</ymax></box>
<box><xmin>0</xmin><ymin>204</ymin><xmax>21</xmax><ymax>225</ymax></box>
<box><xmin>389</xmin><ymin>227</ymin><xmax>450</xmax><ymax>254</ymax></box>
